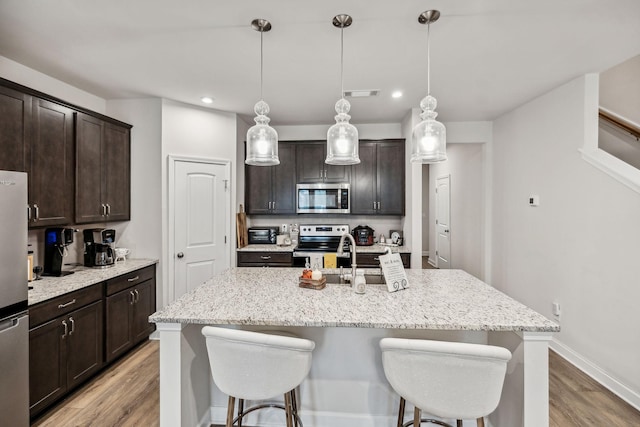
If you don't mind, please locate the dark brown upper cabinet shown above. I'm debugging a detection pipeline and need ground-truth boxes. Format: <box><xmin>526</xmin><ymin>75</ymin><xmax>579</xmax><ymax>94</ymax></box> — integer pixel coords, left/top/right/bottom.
<box><xmin>76</xmin><ymin>113</ymin><xmax>131</xmax><ymax>223</ymax></box>
<box><xmin>0</xmin><ymin>85</ymin><xmax>75</xmax><ymax>227</ymax></box>
<box><xmin>296</xmin><ymin>141</ymin><xmax>351</xmax><ymax>183</ymax></box>
<box><xmin>245</xmin><ymin>142</ymin><xmax>296</xmax><ymax>215</ymax></box>
<box><xmin>351</xmin><ymin>140</ymin><xmax>405</xmax><ymax>215</ymax></box>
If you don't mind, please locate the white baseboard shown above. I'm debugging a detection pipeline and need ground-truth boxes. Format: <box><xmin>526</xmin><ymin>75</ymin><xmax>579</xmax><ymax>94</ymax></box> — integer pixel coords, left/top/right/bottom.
<box><xmin>550</xmin><ymin>338</ymin><xmax>640</xmax><ymax>411</ymax></box>
<box><xmin>428</xmin><ymin>258</ymin><xmax>437</xmax><ymax>268</ymax></box>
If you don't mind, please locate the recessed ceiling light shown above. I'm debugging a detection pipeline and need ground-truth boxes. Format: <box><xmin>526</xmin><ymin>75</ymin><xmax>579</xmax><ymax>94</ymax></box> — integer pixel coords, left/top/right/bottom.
<box><xmin>344</xmin><ymin>90</ymin><xmax>379</xmax><ymax>98</ymax></box>
<box><xmin>392</xmin><ymin>91</ymin><xmax>403</xmax><ymax>98</ymax></box>
<box><xmin>201</xmin><ymin>96</ymin><xmax>214</xmax><ymax>104</ymax></box>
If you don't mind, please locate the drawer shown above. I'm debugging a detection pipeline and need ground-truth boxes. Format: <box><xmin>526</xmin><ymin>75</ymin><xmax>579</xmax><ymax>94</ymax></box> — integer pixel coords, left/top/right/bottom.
<box><xmin>29</xmin><ymin>283</ymin><xmax>103</xmax><ymax>328</ymax></box>
<box><xmin>356</xmin><ymin>253</ymin><xmax>411</xmax><ymax>268</ymax></box>
<box><xmin>105</xmin><ymin>265</ymin><xmax>156</xmax><ymax>296</ymax></box>
<box><xmin>237</xmin><ymin>252</ymin><xmax>292</xmax><ymax>267</ymax></box>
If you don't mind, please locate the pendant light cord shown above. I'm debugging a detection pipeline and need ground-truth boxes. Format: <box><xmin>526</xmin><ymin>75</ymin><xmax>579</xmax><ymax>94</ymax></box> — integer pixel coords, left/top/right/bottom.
<box><xmin>340</xmin><ymin>25</ymin><xmax>344</xmax><ymax>99</ymax></box>
<box><xmin>260</xmin><ymin>28</ymin><xmax>264</xmax><ymax>101</ymax></box>
<box><xmin>427</xmin><ymin>20</ymin><xmax>431</xmax><ymax>96</ymax></box>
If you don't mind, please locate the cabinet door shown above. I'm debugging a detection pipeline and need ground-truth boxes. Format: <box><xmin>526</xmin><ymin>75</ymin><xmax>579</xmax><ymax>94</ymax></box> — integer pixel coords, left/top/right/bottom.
<box><xmin>131</xmin><ymin>279</ymin><xmax>156</xmax><ymax>344</ymax></box>
<box><xmin>245</xmin><ymin>160</ymin><xmax>273</xmax><ymax>214</ymax></box>
<box><xmin>296</xmin><ymin>143</ymin><xmax>325</xmax><ymax>183</ymax></box>
<box><xmin>103</xmin><ymin>122</ymin><xmax>130</xmax><ymax>221</ymax></box>
<box><xmin>29</xmin><ymin>317</ymin><xmax>66</xmax><ymax>418</ymax></box>
<box><xmin>272</xmin><ymin>143</ymin><xmax>296</xmax><ymax>214</ymax></box>
<box><xmin>29</xmin><ymin>99</ymin><xmax>75</xmax><ymax>227</ymax></box>
<box><xmin>76</xmin><ymin>113</ymin><xmax>105</xmax><ymax>223</ymax></box>
<box><xmin>0</xmin><ymin>85</ymin><xmax>30</xmax><ymax>172</ymax></box>
<box><xmin>350</xmin><ymin>143</ymin><xmax>377</xmax><ymax>214</ymax></box>
<box><xmin>105</xmin><ymin>287</ymin><xmax>134</xmax><ymax>363</ymax></box>
<box><xmin>66</xmin><ymin>300</ymin><xmax>104</xmax><ymax>390</ymax></box>
<box><xmin>376</xmin><ymin>142</ymin><xmax>405</xmax><ymax>215</ymax></box>
<box><xmin>324</xmin><ymin>161</ymin><xmax>351</xmax><ymax>183</ymax></box>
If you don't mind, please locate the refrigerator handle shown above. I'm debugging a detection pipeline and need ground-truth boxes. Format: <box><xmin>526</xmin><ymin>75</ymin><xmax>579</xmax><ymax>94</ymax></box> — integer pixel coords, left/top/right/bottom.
<box><xmin>0</xmin><ymin>317</ymin><xmax>19</xmax><ymax>333</ymax></box>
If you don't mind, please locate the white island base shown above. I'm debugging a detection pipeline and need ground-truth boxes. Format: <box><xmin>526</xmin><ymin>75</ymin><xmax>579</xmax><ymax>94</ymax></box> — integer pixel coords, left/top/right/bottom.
<box><xmin>151</xmin><ymin>269</ymin><xmax>557</xmax><ymax>427</ymax></box>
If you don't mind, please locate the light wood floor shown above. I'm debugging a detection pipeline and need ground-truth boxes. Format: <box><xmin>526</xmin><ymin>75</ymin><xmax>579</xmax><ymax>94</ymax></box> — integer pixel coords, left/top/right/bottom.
<box><xmin>31</xmin><ymin>339</ymin><xmax>640</xmax><ymax>427</ymax></box>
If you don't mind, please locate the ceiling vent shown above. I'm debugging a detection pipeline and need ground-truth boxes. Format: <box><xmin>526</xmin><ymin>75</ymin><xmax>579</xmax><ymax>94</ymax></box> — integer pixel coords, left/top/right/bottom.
<box><xmin>344</xmin><ymin>90</ymin><xmax>380</xmax><ymax>98</ymax></box>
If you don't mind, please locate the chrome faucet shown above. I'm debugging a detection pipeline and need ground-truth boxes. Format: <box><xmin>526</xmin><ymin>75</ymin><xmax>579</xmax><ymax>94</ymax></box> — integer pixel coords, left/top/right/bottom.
<box><xmin>337</xmin><ymin>233</ymin><xmax>357</xmax><ymax>281</ymax></box>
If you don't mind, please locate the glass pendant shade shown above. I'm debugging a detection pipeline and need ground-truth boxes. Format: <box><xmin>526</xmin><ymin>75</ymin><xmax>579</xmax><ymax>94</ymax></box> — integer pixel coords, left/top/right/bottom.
<box><xmin>411</xmin><ymin>94</ymin><xmax>447</xmax><ymax>163</ymax></box>
<box><xmin>245</xmin><ymin>18</ymin><xmax>279</xmax><ymax>166</ymax></box>
<box><xmin>246</xmin><ymin>100</ymin><xmax>279</xmax><ymax>165</ymax></box>
<box><xmin>326</xmin><ymin>98</ymin><xmax>360</xmax><ymax>165</ymax></box>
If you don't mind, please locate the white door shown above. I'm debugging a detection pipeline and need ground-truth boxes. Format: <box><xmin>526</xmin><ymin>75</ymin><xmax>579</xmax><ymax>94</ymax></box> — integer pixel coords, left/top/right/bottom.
<box><xmin>435</xmin><ymin>175</ymin><xmax>451</xmax><ymax>269</ymax></box>
<box><xmin>172</xmin><ymin>160</ymin><xmax>230</xmax><ymax>301</ymax></box>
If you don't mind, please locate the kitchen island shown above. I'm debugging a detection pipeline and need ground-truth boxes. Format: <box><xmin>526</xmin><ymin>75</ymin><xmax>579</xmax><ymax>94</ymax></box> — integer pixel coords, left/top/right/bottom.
<box><xmin>150</xmin><ymin>268</ymin><xmax>558</xmax><ymax>427</ymax></box>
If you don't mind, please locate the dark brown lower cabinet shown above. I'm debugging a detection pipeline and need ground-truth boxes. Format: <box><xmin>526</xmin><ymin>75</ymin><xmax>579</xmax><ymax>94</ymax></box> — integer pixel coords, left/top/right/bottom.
<box><xmin>237</xmin><ymin>251</ymin><xmax>293</xmax><ymax>267</ymax></box>
<box><xmin>356</xmin><ymin>253</ymin><xmax>411</xmax><ymax>269</ymax></box>
<box><xmin>29</xmin><ymin>300</ymin><xmax>104</xmax><ymax>418</ymax></box>
<box><xmin>105</xmin><ymin>267</ymin><xmax>156</xmax><ymax>363</ymax></box>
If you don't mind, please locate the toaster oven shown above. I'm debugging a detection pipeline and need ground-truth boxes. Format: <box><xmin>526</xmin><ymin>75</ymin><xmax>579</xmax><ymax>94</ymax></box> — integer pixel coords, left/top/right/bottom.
<box><xmin>248</xmin><ymin>227</ymin><xmax>278</xmax><ymax>244</ymax></box>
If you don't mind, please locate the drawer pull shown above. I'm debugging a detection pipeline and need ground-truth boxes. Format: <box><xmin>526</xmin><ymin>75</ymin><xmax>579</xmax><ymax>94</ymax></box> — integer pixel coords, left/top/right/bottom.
<box><xmin>373</xmin><ymin>257</ymin><xmax>380</xmax><ymax>261</ymax></box>
<box><xmin>260</xmin><ymin>256</ymin><xmax>271</xmax><ymax>260</ymax></box>
<box><xmin>127</xmin><ymin>276</ymin><xmax>140</xmax><ymax>282</ymax></box>
<box><xmin>58</xmin><ymin>299</ymin><xmax>76</xmax><ymax>309</ymax></box>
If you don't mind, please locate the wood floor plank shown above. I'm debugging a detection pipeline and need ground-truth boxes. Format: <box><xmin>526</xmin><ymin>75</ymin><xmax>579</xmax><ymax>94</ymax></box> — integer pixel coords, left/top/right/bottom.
<box><xmin>33</xmin><ymin>340</ymin><xmax>640</xmax><ymax>427</ymax></box>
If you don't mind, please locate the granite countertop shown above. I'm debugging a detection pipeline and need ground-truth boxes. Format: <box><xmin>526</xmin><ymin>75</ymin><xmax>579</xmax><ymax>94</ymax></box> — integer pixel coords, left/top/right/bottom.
<box><xmin>237</xmin><ymin>243</ymin><xmax>410</xmax><ymax>253</ymax></box>
<box><xmin>150</xmin><ymin>267</ymin><xmax>559</xmax><ymax>332</ymax></box>
<box><xmin>28</xmin><ymin>258</ymin><xmax>158</xmax><ymax>306</ymax></box>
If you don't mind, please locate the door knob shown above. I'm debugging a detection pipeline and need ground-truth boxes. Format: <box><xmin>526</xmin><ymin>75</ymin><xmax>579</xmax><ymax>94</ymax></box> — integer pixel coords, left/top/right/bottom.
<box><xmin>177</xmin><ymin>252</ymin><xmax>184</xmax><ymax>258</ymax></box>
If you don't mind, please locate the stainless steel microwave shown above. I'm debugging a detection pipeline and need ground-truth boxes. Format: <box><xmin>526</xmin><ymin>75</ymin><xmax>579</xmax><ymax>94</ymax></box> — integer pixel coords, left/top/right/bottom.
<box><xmin>296</xmin><ymin>183</ymin><xmax>350</xmax><ymax>214</ymax></box>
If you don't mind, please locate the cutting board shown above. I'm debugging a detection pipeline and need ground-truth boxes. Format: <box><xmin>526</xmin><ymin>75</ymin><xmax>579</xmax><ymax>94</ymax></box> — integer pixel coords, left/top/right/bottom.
<box><xmin>236</xmin><ymin>204</ymin><xmax>248</xmax><ymax>248</ymax></box>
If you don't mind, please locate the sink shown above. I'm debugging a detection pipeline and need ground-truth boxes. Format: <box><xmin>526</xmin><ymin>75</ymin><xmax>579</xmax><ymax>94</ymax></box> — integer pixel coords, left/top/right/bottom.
<box><xmin>324</xmin><ymin>273</ymin><xmax>386</xmax><ymax>285</ymax></box>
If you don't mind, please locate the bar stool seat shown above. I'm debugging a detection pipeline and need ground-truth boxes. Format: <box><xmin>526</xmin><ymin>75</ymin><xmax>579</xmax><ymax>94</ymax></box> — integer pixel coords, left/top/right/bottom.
<box><xmin>380</xmin><ymin>338</ymin><xmax>512</xmax><ymax>427</ymax></box>
<box><xmin>202</xmin><ymin>326</ymin><xmax>315</xmax><ymax>427</ymax></box>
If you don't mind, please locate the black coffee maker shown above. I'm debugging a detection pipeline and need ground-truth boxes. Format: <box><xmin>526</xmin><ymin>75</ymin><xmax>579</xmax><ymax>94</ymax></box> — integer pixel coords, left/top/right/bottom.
<box><xmin>83</xmin><ymin>228</ymin><xmax>116</xmax><ymax>268</ymax></box>
<box><xmin>43</xmin><ymin>228</ymin><xmax>75</xmax><ymax>276</ymax></box>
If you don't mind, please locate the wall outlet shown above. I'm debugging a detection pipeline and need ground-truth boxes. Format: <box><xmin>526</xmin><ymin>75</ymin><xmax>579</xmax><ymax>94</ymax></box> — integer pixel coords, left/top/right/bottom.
<box><xmin>529</xmin><ymin>195</ymin><xmax>540</xmax><ymax>206</ymax></box>
<box><xmin>552</xmin><ymin>302</ymin><xmax>561</xmax><ymax>319</ymax></box>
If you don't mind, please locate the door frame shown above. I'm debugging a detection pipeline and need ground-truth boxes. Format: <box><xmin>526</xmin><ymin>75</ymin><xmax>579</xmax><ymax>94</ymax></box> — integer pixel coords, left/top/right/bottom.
<box><xmin>167</xmin><ymin>155</ymin><xmax>232</xmax><ymax>305</ymax></box>
<box><xmin>435</xmin><ymin>174</ymin><xmax>451</xmax><ymax>269</ymax></box>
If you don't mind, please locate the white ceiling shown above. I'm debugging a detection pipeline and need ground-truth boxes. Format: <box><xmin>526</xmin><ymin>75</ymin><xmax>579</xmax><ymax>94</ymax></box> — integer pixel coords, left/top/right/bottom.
<box><xmin>1</xmin><ymin>0</ymin><xmax>639</xmax><ymax>126</ymax></box>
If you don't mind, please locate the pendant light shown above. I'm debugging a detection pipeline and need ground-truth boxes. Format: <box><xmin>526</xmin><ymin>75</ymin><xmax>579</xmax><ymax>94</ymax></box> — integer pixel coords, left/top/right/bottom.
<box><xmin>246</xmin><ymin>19</ymin><xmax>279</xmax><ymax>166</ymax></box>
<box><xmin>411</xmin><ymin>10</ymin><xmax>447</xmax><ymax>163</ymax></box>
<box><xmin>326</xmin><ymin>14</ymin><xmax>360</xmax><ymax>165</ymax></box>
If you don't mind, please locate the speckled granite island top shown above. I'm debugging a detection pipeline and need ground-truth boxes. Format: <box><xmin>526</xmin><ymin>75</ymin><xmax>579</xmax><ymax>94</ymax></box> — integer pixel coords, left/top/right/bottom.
<box><xmin>150</xmin><ymin>267</ymin><xmax>559</xmax><ymax>332</ymax></box>
<box><xmin>29</xmin><ymin>259</ymin><xmax>158</xmax><ymax>306</ymax></box>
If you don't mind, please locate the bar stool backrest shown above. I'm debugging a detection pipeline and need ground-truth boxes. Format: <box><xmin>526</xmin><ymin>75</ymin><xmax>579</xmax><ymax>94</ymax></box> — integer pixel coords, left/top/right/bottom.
<box><xmin>380</xmin><ymin>338</ymin><xmax>512</xmax><ymax>420</ymax></box>
<box><xmin>202</xmin><ymin>326</ymin><xmax>315</xmax><ymax>401</ymax></box>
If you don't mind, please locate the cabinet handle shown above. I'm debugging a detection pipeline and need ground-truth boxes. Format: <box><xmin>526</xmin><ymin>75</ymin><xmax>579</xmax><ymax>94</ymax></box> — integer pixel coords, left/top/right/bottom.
<box><xmin>377</xmin><ymin>201</ymin><xmax>381</xmax><ymax>210</ymax></box>
<box><xmin>106</xmin><ymin>203</ymin><xmax>111</xmax><ymax>215</ymax></box>
<box><xmin>61</xmin><ymin>320</ymin><xmax>68</xmax><ymax>338</ymax></box>
<box><xmin>272</xmin><ymin>201</ymin><xmax>276</xmax><ymax>210</ymax></box>
<box><xmin>27</xmin><ymin>204</ymin><xmax>32</xmax><ymax>221</ymax></box>
<box><xmin>33</xmin><ymin>204</ymin><xmax>39</xmax><ymax>220</ymax></box>
<box><xmin>130</xmin><ymin>290</ymin><xmax>135</xmax><ymax>305</ymax></box>
<box><xmin>260</xmin><ymin>255</ymin><xmax>271</xmax><ymax>260</ymax></box>
<box><xmin>373</xmin><ymin>257</ymin><xmax>380</xmax><ymax>261</ymax></box>
<box><xmin>101</xmin><ymin>204</ymin><xmax>106</xmax><ymax>216</ymax></box>
<box><xmin>134</xmin><ymin>289</ymin><xmax>140</xmax><ymax>303</ymax></box>
<box><xmin>58</xmin><ymin>299</ymin><xmax>76</xmax><ymax>309</ymax></box>
<box><xmin>373</xmin><ymin>201</ymin><xmax>377</xmax><ymax>210</ymax></box>
<box><xmin>68</xmin><ymin>317</ymin><xmax>75</xmax><ymax>335</ymax></box>
<box><xmin>127</xmin><ymin>276</ymin><xmax>139</xmax><ymax>282</ymax></box>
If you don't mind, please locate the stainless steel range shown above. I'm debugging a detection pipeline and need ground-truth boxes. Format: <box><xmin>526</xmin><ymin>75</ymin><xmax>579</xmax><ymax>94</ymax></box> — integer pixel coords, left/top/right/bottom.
<box><xmin>292</xmin><ymin>224</ymin><xmax>351</xmax><ymax>267</ymax></box>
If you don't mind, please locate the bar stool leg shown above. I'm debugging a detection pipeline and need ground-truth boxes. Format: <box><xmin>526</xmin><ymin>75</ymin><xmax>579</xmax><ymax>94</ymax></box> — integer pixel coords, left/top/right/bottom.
<box><xmin>284</xmin><ymin>392</ymin><xmax>294</xmax><ymax>427</ymax></box>
<box><xmin>414</xmin><ymin>407</ymin><xmax>421</xmax><ymax>427</ymax></box>
<box><xmin>477</xmin><ymin>417</ymin><xmax>485</xmax><ymax>427</ymax></box>
<box><xmin>397</xmin><ymin>397</ymin><xmax>406</xmax><ymax>427</ymax></box>
<box><xmin>237</xmin><ymin>399</ymin><xmax>244</xmax><ymax>427</ymax></box>
<box><xmin>226</xmin><ymin>396</ymin><xmax>236</xmax><ymax>427</ymax></box>
<box><xmin>290</xmin><ymin>389</ymin><xmax>300</xmax><ymax>427</ymax></box>
<box><xmin>457</xmin><ymin>420</ymin><xmax>463</xmax><ymax>427</ymax></box>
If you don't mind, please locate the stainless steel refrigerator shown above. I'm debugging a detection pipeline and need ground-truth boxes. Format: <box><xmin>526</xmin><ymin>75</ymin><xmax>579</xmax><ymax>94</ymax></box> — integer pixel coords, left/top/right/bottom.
<box><xmin>0</xmin><ymin>170</ymin><xmax>29</xmax><ymax>426</ymax></box>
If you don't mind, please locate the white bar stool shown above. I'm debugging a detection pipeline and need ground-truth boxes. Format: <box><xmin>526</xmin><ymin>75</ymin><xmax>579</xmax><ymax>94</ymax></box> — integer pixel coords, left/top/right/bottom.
<box><xmin>202</xmin><ymin>326</ymin><xmax>315</xmax><ymax>427</ymax></box>
<box><xmin>380</xmin><ymin>338</ymin><xmax>512</xmax><ymax>427</ymax></box>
